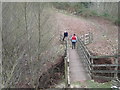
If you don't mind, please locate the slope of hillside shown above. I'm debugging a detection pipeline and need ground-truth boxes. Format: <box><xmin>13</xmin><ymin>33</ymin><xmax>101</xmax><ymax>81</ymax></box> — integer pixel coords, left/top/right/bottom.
<box><xmin>2</xmin><ymin>3</ymin><xmax>65</xmax><ymax>88</ymax></box>
<box><xmin>55</xmin><ymin>10</ymin><xmax>118</xmax><ymax>56</ymax></box>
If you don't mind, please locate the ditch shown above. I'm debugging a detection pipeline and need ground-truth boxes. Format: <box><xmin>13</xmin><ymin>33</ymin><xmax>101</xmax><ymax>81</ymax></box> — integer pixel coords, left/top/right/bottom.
<box><xmin>36</xmin><ymin>56</ymin><xmax>65</xmax><ymax>89</ymax></box>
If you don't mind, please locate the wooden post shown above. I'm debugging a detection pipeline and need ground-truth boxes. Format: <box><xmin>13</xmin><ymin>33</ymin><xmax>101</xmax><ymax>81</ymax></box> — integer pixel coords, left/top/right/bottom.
<box><xmin>89</xmin><ymin>32</ymin><xmax>91</xmax><ymax>44</ymax></box>
<box><xmin>90</xmin><ymin>32</ymin><xmax>93</xmax><ymax>43</ymax></box>
<box><xmin>114</xmin><ymin>57</ymin><xmax>118</xmax><ymax>80</ymax></box>
<box><xmin>64</xmin><ymin>56</ymin><xmax>68</xmax><ymax>87</ymax></box>
<box><xmin>112</xmin><ymin>56</ymin><xmax>119</xmax><ymax>87</ymax></box>
<box><xmin>91</xmin><ymin>58</ymin><xmax>94</xmax><ymax>79</ymax></box>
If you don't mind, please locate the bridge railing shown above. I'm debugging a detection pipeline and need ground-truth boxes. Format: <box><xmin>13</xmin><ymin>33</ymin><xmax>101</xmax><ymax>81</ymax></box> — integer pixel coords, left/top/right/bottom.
<box><xmin>80</xmin><ymin>32</ymin><xmax>93</xmax><ymax>45</ymax></box>
<box><xmin>60</xmin><ymin>35</ymin><xmax>70</xmax><ymax>88</ymax></box>
<box><xmin>77</xmin><ymin>36</ymin><xmax>120</xmax><ymax>86</ymax></box>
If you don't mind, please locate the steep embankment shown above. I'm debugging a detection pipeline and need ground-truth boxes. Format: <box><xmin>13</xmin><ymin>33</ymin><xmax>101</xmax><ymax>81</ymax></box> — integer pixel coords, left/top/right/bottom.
<box><xmin>2</xmin><ymin>3</ymin><xmax>65</xmax><ymax>88</ymax></box>
<box><xmin>55</xmin><ymin>11</ymin><xmax>118</xmax><ymax>56</ymax></box>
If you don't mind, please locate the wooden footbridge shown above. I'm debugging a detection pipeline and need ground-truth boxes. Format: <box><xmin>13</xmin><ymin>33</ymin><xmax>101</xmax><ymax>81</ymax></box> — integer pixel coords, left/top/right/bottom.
<box><xmin>63</xmin><ymin>34</ymin><xmax>120</xmax><ymax>88</ymax></box>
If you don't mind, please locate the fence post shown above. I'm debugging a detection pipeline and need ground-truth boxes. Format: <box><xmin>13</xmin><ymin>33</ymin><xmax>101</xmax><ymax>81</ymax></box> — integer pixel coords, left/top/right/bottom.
<box><xmin>85</xmin><ymin>33</ymin><xmax>88</xmax><ymax>45</ymax></box>
<box><xmin>111</xmin><ymin>56</ymin><xmax>119</xmax><ymax>87</ymax></box>
<box><xmin>90</xmin><ymin>32</ymin><xmax>93</xmax><ymax>43</ymax></box>
<box><xmin>89</xmin><ymin>57</ymin><xmax>94</xmax><ymax>79</ymax></box>
<box><xmin>89</xmin><ymin>32</ymin><xmax>91</xmax><ymax>44</ymax></box>
<box><xmin>64</xmin><ymin>56</ymin><xmax>68</xmax><ymax>87</ymax></box>
<box><xmin>114</xmin><ymin>57</ymin><xmax>118</xmax><ymax>80</ymax></box>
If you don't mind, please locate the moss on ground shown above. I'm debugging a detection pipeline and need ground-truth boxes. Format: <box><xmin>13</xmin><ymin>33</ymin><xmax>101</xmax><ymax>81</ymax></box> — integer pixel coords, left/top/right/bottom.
<box><xmin>71</xmin><ymin>80</ymin><xmax>112</xmax><ymax>88</ymax></box>
<box><xmin>86</xmin><ymin>80</ymin><xmax>112</xmax><ymax>88</ymax></box>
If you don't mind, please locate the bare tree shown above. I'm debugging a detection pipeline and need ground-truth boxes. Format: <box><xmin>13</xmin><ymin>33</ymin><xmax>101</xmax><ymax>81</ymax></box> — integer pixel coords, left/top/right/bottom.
<box><xmin>38</xmin><ymin>3</ymin><xmax>41</xmax><ymax>61</ymax></box>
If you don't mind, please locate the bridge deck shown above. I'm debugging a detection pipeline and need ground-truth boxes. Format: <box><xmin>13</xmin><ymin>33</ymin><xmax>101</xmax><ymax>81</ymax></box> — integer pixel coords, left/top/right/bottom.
<box><xmin>69</xmin><ymin>48</ymin><xmax>90</xmax><ymax>83</ymax></box>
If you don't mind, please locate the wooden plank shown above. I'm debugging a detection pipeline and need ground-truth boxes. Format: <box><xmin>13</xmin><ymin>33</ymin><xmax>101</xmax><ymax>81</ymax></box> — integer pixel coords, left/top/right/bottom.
<box><xmin>85</xmin><ymin>34</ymin><xmax>89</xmax><ymax>36</ymax></box>
<box><xmin>92</xmin><ymin>70</ymin><xmax>120</xmax><ymax>73</ymax></box>
<box><xmin>91</xmin><ymin>54</ymin><xmax>120</xmax><ymax>59</ymax></box>
<box><xmin>92</xmin><ymin>75</ymin><xmax>113</xmax><ymax>80</ymax></box>
<box><xmin>67</xmin><ymin>65</ymin><xmax>70</xmax><ymax>87</ymax></box>
<box><xmin>92</xmin><ymin>64</ymin><xmax>120</xmax><ymax>67</ymax></box>
<box><xmin>114</xmin><ymin>57</ymin><xmax>118</xmax><ymax>81</ymax></box>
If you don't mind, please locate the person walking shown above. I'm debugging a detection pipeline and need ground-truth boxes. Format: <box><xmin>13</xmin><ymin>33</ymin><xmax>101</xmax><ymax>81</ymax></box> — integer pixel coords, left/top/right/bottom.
<box><xmin>71</xmin><ymin>34</ymin><xmax>77</xmax><ymax>49</ymax></box>
<box><xmin>63</xmin><ymin>31</ymin><xmax>68</xmax><ymax>41</ymax></box>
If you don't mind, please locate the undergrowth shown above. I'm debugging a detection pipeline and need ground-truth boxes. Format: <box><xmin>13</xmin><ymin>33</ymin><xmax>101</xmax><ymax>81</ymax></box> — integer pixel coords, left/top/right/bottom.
<box><xmin>53</xmin><ymin>2</ymin><xmax>119</xmax><ymax>25</ymax></box>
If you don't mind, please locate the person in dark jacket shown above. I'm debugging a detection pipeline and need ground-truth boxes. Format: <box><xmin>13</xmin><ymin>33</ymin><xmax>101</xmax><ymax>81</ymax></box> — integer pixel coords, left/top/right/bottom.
<box><xmin>63</xmin><ymin>31</ymin><xmax>68</xmax><ymax>41</ymax></box>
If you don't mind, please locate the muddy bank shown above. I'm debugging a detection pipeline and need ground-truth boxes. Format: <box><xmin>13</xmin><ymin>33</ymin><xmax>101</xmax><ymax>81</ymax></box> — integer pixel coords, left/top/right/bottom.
<box><xmin>37</xmin><ymin>56</ymin><xmax>65</xmax><ymax>89</ymax></box>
